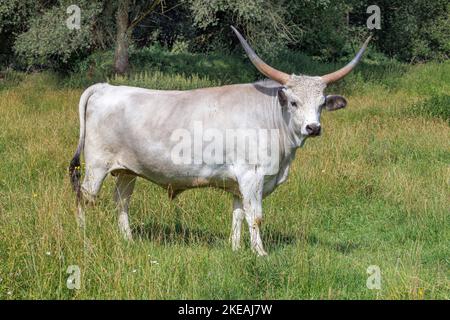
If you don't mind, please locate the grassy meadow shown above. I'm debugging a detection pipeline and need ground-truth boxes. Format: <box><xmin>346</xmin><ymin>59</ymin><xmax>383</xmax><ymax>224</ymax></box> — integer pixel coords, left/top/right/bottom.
<box><xmin>0</xmin><ymin>52</ymin><xmax>449</xmax><ymax>299</ymax></box>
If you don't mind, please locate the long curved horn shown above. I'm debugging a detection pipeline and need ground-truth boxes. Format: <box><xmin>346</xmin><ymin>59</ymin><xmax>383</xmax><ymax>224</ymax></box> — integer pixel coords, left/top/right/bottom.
<box><xmin>231</xmin><ymin>26</ymin><xmax>290</xmax><ymax>85</ymax></box>
<box><xmin>322</xmin><ymin>36</ymin><xmax>372</xmax><ymax>84</ymax></box>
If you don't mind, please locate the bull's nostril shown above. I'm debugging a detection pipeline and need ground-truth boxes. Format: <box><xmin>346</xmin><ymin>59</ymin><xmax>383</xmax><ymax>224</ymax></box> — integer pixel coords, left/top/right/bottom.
<box><xmin>306</xmin><ymin>124</ymin><xmax>321</xmax><ymax>136</ymax></box>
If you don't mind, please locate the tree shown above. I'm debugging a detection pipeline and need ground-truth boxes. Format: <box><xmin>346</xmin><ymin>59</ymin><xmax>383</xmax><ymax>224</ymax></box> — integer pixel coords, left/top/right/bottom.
<box><xmin>13</xmin><ymin>0</ymin><xmax>102</xmax><ymax>70</ymax></box>
<box><xmin>188</xmin><ymin>0</ymin><xmax>301</xmax><ymax>56</ymax></box>
<box><xmin>114</xmin><ymin>0</ymin><xmax>162</xmax><ymax>74</ymax></box>
<box><xmin>114</xmin><ymin>0</ymin><xmax>130</xmax><ymax>74</ymax></box>
<box><xmin>0</xmin><ymin>0</ymin><xmax>39</xmax><ymax>66</ymax></box>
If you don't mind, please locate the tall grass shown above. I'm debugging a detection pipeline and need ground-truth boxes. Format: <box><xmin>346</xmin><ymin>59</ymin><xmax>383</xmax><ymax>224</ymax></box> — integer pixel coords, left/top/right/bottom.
<box><xmin>108</xmin><ymin>71</ymin><xmax>221</xmax><ymax>91</ymax></box>
<box><xmin>0</xmin><ymin>57</ymin><xmax>449</xmax><ymax>299</ymax></box>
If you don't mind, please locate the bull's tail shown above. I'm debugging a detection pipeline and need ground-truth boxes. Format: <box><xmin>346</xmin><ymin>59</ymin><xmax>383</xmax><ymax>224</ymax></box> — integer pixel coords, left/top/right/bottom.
<box><xmin>69</xmin><ymin>144</ymin><xmax>82</xmax><ymax>199</ymax></box>
<box><xmin>69</xmin><ymin>84</ymin><xmax>104</xmax><ymax>198</ymax></box>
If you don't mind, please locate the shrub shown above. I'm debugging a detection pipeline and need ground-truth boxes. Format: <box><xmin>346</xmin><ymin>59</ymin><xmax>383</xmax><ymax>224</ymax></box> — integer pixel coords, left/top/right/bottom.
<box><xmin>13</xmin><ymin>0</ymin><xmax>102</xmax><ymax>71</ymax></box>
<box><xmin>0</xmin><ymin>68</ymin><xmax>25</xmax><ymax>90</ymax></box>
<box><xmin>411</xmin><ymin>94</ymin><xmax>450</xmax><ymax>124</ymax></box>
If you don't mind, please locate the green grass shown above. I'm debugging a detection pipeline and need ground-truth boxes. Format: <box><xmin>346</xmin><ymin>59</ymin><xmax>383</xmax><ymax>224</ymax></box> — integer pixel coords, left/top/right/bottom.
<box><xmin>0</xmin><ymin>56</ymin><xmax>449</xmax><ymax>299</ymax></box>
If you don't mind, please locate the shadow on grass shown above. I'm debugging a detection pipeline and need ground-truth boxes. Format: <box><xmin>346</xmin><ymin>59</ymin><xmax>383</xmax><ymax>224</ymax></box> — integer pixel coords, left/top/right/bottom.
<box><xmin>133</xmin><ymin>220</ymin><xmax>299</xmax><ymax>250</ymax></box>
<box><xmin>133</xmin><ymin>216</ymin><xmax>360</xmax><ymax>254</ymax></box>
<box><xmin>133</xmin><ymin>221</ymin><xmax>224</xmax><ymax>245</ymax></box>
<box><xmin>263</xmin><ymin>228</ymin><xmax>298</xmax><ymax>251</ymax></box>
<box><xmin>307</xmin><ymin>233</ymin><xmax>361</xmax><ymax>254</ymax></box>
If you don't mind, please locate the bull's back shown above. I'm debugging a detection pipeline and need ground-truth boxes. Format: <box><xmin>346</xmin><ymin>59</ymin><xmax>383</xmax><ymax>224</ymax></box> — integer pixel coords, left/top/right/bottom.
<box><xmin>84</xmin><ymin>85</ymin><xmax>246</xmax><ymax>186</ymax></box>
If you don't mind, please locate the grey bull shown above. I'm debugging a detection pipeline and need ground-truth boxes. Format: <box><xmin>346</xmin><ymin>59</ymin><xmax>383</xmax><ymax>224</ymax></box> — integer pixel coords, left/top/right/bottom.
<box><xmin>69</xmin><ymin>27</ymin><xmax>371</xmax><ymax>255</ymax></box>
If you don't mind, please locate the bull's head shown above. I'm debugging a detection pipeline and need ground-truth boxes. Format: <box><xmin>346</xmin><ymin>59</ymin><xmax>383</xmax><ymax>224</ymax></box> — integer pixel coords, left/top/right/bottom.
<box><xmin>231</xmin><ymin>26</ymin><xmax>371</xmax><ymax>138</ymax></box>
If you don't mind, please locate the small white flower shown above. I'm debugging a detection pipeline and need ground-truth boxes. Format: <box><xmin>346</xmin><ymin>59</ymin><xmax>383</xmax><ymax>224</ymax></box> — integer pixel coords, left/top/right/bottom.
<box><xmin>147</xmin><ymin>255</ymin><xmax>159</xmax><ymax>264</ymax></box>
<box><xmin>7</xmin><ymin>291</ymin><xmax>12</xmax><ymax>295</ymax></box>
<box><xmin>132</xmin><ymin>269</ymin><xmax>137</xmax><ymax>273</ymax></box>
<box><xmin>45</xmin><ymin>251</ymin><xmax>51</xmax><ymax>256</ymax></box>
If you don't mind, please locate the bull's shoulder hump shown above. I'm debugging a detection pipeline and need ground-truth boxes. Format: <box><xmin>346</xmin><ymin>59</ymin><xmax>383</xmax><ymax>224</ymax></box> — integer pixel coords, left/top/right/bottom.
<box><xmin>185</xmin><ymin>81</ymin><xmax>280</xmax><ymax>97</ymax></box>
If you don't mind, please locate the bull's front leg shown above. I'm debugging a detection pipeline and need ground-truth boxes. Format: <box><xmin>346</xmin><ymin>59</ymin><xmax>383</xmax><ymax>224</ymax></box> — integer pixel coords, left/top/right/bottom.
<box><xmin>231</xmin><ymin>196</ymin><xmax>244</xmax><ymax>251</ymax></box>
<box><xmin>238</xmin><ymin>170</ymin><xmax>267</xmax><ymax>256</ymax></box>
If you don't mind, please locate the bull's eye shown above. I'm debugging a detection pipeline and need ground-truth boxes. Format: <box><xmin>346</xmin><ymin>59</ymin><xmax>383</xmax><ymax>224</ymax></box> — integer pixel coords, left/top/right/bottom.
<box><xmin>291</xmin><ymin>102</ymin><xmax>298</xmax><ymax>107</ymax></box>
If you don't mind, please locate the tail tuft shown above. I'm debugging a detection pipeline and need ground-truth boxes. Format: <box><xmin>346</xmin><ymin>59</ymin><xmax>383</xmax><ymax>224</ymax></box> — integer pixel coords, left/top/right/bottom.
<box><xmin>69</xmin><ymin>150</ymin><xmax>81</xmax><ymax>199</ymax></box>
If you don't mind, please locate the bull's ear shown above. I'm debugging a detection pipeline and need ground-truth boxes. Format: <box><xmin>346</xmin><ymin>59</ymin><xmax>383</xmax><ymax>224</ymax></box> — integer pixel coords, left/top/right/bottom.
<box><xmin>278</xmin><ymin>88</ymin><xmax>288</xmax><ymax>109</ymax></box>
<box><xmin>325</xmin><ymin>95</ymin><xmax>347</xmax><ymax>111</ymax></box>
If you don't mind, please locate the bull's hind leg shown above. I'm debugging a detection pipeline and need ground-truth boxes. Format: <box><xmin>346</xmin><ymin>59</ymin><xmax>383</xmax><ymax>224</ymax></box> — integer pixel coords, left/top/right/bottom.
<box><xmin>230</xmin><ymin>196</ymin><xmax>244</xmax><ymax>251</ymax></box>
<box><xmin>113</xmin><ymin>173</ymin><xmax>136</xmax><ymax>241</ymax></box>
<box><xmin>78</xmin><ymin>165</ymin><xmax>108</xmax><ymax>228</ymax></box>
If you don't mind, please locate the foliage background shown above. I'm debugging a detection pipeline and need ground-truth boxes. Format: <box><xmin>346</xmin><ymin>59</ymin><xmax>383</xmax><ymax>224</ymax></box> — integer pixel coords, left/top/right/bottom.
<box><xmin>1</xmin><ymin>0</ymin><xmax>449</xmax><ymax>71</ymax></box>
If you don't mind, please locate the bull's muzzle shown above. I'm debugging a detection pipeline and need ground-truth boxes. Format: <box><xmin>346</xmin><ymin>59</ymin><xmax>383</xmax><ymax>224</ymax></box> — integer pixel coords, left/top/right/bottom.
<box><xmin>305</xmin><ymin>123</ymin><xmax>321</xmax><ymax>136</ymax></box>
